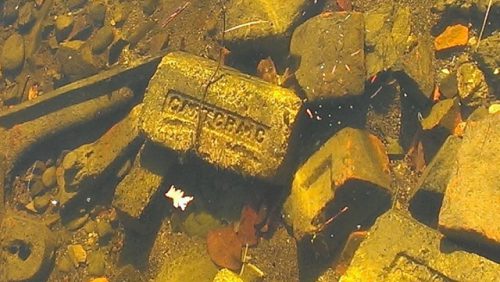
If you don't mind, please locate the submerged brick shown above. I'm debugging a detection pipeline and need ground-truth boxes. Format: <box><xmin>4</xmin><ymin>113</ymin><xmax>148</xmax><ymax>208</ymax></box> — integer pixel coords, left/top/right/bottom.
<box><xmin>140</xmin><ymin>52</ymin><xmax>302</xmax><ymax>180</ymax></box>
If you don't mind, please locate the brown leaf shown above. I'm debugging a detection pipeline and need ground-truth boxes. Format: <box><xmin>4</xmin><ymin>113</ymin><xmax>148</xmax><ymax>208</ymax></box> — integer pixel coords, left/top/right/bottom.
<box><xmin>236</xmin><ymin>205</ymin><xmax>259</xmax><ymax>246</ymax></box>
<box><xmin>207</xmin><ymin>226</ymin><xmax>242</xmax><ymax>271</ymax></box>
<box><xmin>336</xmin><ymin>0</ymin><xmax>353</xmax><ymax>11</ymax></box>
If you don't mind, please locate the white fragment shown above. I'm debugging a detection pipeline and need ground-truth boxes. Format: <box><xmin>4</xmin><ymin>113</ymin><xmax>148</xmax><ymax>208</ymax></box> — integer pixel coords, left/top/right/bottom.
<box><xmin>165</xmin><ymin>185</ymin><xmax>194</xmax><ymax>211</ymax></box>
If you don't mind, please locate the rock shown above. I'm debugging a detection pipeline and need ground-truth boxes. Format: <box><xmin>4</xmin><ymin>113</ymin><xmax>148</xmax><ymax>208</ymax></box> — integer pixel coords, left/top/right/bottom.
<box><xmin>29</xmin><ymin>178</ymin><xmax>46</xmax><ymax>197</ymax></box>
<box><xmin>0</xmin><ymin>213</ymin><xmax>56</xmax><ymax>281</ymax></box>
<box><xmin>396</xmin><ymin>35</ymin><xmax>435</xmax><ymax>99</ymax></box>
<box><xmin>438</xmin><ymin>113</ymin><xmax>500</xmax><ymax>253</ymax></box>
<box><xmin>154</xmin><ymin>240</ymin><xmax>218</xmax><ymax>282</ymax></box>
<box><xmin>434</xmin><ymin>24</ymin><xmax>469</xmax><ymax>51</ymax></box>
<box><xmin>67</xmin><ymin>0</ymin><xmax>87</xmax><ymax>11</ymax></box>
<box><xmin>364</xmin><ymin>3</ymin><xmax>414</xmax><ymax>77</ymax></box>
<box><xmin>283</xmin><ymin>128</ymin><xmax>392</xmax><ymax>240</ymax></box>
<box><xmin>290</xmin><ymin>12</ymin><xmax>365</xmax><ymax>101</ymax></box>
<box><xmin>113</xmin><ymin>142</ymin><xmax>174</xmax><ymax>226</ymax></box>
<box><xmin>57</xmin><ymin>106</ymin><xmax>142</xmax><ymax>206</ymax></box>
<box><xmin>140</xmin><ymin>52</ymin><xmax>302</xmax><ymax>181</ymax></box>
<box><xmin>213</xmin><ymin>269</ymin><xmax>243</xmax><ymax>282</ymax></box>
<box><xmin>111</xmin><ymin>4</ymin><xmax>127</xmax><ymax>26</ymax></box>
<box><xmin>1</xmin><ymin>33</ymin><xmax>25</xmax><ymax>72</ymax></box>
<box><xmin>489</xmin><ymin>103</ymin><xmax>500</xmax><ymax>114</ymax></box>
<box><xmin>181</xmin><ymin>211</ymin><xmax>222</xmax><ymax>238</ymax></box>
<box><xmin>56</xmin><ymin>253</ymin><xmax>74</xmax><ymax>273</ymax></box>
<box><xmin>55</xmin><ymin>15</ymin><xmax>75</xmax><ymax>41</ymax></box>
<box><xmin>17</xmin><ymin>2</ymin><xmax>36</xmax><ymax>31</ymax></box>
<box><xmin>33</xmin><ymin>193</ymin><xmax>51</xmax><ymax>212</ymax></box>
<box><xmin>87</xmin><ymin>250</ymin><xmax>106</xmax><ymax>276</ymax></box>
<box><xmin>56</xmin><ymin>40</ymin><xmax>98</xmax><ymax>82</ymax></box>
<box><xmin>88</xmin><ymin>2</ymin><xmax>106</xmax><ymax>27</ymax></box>
<box><xmin>91</xmin><ymin>26</ymin><xmax>114</xmax><ymax>54</ymax></box>
<box><xmin>474</xmin><ymin>33</ymin><xmax>499</xmax><ymax>87</ymax></box>
<box><xmin>224</xmin><ymin>0</ymin><xmax>311</xmax><ymax>54</ymax></box>
<box><xmin>67</xmin><ymin>244</ymin><xmax>87</xmax><ymax>266</ymax></box>
<box><xmin>457</xmin><ymin>62</ymin><xmax>490</xmax><ymax>107</ymax></box>
<box><xmin>409</xmin><ymin>135</ymin><xmax>462</xmax><ymax>227</ymax></box>
<box><xmin>340</xmin><ymin>210</ymin><xmax>500</xmax><ymax>281</ymax></box>
<box><xmin>420</xmin><ymin>98</ymin><xmax>461</xmax><ymax>133</ymax></box>
<box><xmin>96</xmin><ymin>220</ymin><xmax>113</xmax><ymax>240</ymax></box>
<box><xmin>438</xmin><ymin>70</ymin><xmax>458</xmax><ymax>98</ymax></box>
<box><xmin>42</xmin><ymin>166</ymin><xmax>57</xmax><ymax>188</ymax></box>
<box><xmin>2</xmin><ymin>1</ymin><xmax>19</xmax><ymax>24</ymax></box>
<box><xmin>65</xmin><ymin>213</ymin><xmax>89</xmax><ymax>231</ymax></box>
<box><xmin>142</xmin><ymin>0</ymin><xmax>159</xmax><ymax>15</ymax></box>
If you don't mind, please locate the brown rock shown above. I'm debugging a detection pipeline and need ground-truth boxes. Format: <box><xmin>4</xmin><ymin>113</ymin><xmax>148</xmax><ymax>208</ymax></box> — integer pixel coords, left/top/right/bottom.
<box><xmin>439</xmin><ymin>113</ymin><xmax>500</xmax><ymax>253</ymax></box>
<box><xmin>434</xmin><ymin>24</ymin><xmax>469</xmax><ymax>51</ymax></box>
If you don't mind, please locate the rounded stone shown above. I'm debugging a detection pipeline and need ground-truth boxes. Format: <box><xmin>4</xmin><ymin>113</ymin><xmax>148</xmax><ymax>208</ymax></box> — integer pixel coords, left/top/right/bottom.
<box><xmin>91</xmin><ymin>26</ymin><xmax>114</xmax><ymax>54</ymax></box>
<box><xmin>1</xmin><ymin>33</ymin><xmax>25</xmax><ymax>72</ymax></box>
<box><xmin>96</xmin><ymin>220</ymin><xmax>113</xmax><ymax>240</ymax></box>
<box><xmin>42</xmin><ymin>166</ymin><xmax>57</xmax><ymax>188</ymax></box>
<box><xmin>88</xmin><ymin>2</ymin><xmax>106</xmax><ymax>27</ymax></box>
<box><xmin>55</xmin><ymin>15</ymin><xmax>75</xmax><ymax>41</ymax></box>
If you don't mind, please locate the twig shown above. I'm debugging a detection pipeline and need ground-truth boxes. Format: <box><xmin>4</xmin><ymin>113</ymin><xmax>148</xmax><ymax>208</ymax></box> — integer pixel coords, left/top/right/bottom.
<box><xmin>476</xmin><ymin>0</ymin><xmax>493</xmax><ymax>49</ymax></box>
<box><xmin>161</xmin><ymin>1</ymin><xmax>191</xmax><ymax>28</ymax></box>
<box><xmin>194</xmin><ymin>1</ymin><xmax>226</xmax><ymax>149</ymax></box>
<box><xmin>224</xmin><ymin>20</ymin><xmax>269</xmax><ymax>33</ymax></box>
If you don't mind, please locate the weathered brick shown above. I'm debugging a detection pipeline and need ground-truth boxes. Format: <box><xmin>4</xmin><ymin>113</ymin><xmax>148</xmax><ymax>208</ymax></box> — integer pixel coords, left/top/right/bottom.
<box><xmin>283</xmin><ymin>128</ymin><xmax>392</xmax><ymax>240</ymax></box>
<box><xmin>340</xmin><ymin>210</ymin><xmax>500</xmax><ymax>282</ymax></box>
<box><xmin>140</xmin><ymin>52</ymin><xmax>302</xmax><ymax>181</ymax></box>
<box><xmin>439</xmin><ymin>113</ymin><xmax>500</xmax><ymax>251</ymax></box>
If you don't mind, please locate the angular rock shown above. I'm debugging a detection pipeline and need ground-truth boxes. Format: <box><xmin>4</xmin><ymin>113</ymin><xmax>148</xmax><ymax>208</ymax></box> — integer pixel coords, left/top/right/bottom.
<box><xmin>140</xmin><ymin>52</ymin><xmax>302</xmax><ymax>181</ymax></box>
<box><xmin>438</xmin><ymin>113</ymin><xmax>500</xmax><ymax>252</ymax></box>
<box><xmin>340</xmin><ymin>210</ymin><xmax>500</xmax><ymax>281</ymax></box>
<box><xmin>474</xmin><ymin>33</ymin><xmax>499</xmax><ymax>88</ymax></box>
<box><xmin>364</xmin><ymin>3</ymin><xmax>412</xmax><ymax>77</ymax></box>
<box><xmin>112</xmin><ymin>141</ymin><xmax>174</xmax><ymax>224</ymax></box>
<box><xmin>290</xmin><ymin>12</ymin><xmax>365</xmax><ymax>101</ymax></box>
<box><xmin>434</xmin><ymin>24</ymin><xmax>468</xmax><ymax>51</ymax></box>
<box><xmin>57</xmin><ymin>105</ymin><xmax>143</xmax><ymax>206</ymax></box>
<box><xmin>420</xmin><ymin>98</ymin><xmax>461</xmax><ymax>133</ymax></box>
<box><xmin>409</xmin><ymin>135</ymin><xmax>461</xmax><ymax>227</ymax></box>
<box><xmin>457</xmin><ymin>62</ymin><xmax>490</xmax><ymax>108</ymax></box>
<box><xmin>225</xmin><ymin>0</ymin><xmax>311</xmax><ymax>52</ymax></box>
<box><xmin>283</xmin><ymin>128</ymin><xmax>392</xmax><ymax>240</ymax></box>
<box><xmin>57</xmin><ymin>40</ymin><xmax>98</xmax><ymax>82</ymax></box>
<box><xmin>0</xmin><ymin>213</ymin><xmax>56</xmax><ymax>281</ymax></box>
<box><xmin>397</xmin><ymin>35</ymin><xmax>435</xmax><ymax>99</ymax></box>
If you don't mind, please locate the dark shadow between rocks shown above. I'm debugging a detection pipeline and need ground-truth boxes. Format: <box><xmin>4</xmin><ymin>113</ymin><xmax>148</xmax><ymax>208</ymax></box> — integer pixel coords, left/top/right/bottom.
<box><xmin>297</xmin><ymin>180</ymin><xmax>392</xmax><ymax>281</ymax></box>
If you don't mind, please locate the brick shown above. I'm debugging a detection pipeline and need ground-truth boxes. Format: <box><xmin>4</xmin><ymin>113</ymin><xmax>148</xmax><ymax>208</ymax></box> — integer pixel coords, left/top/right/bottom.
<box><xmin>112</xmin><ymin>141</ymin><xmax>174</xmax><ymax>223</ymax></box>
<box><xmin>340</xmin><ymin>210</ymin><xmax>500</xmax><ymax>282</ymax></box>
<box><xmin>283</xmin><ymin>128</ymin><xmax>392</xmax><ymax>240</ymax></box>
<box><xmin>140</xmin><ymin>52</ymin><xmax>302</xmax><ymax>180</ymax></box>
<box><xmin>439</xmin><ymin>113</ymin><xmax>500</xmax><ymax>251</ymax></box>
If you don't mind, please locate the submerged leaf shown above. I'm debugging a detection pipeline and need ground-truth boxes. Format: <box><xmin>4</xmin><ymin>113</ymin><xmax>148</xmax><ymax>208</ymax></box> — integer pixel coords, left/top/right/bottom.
<box><xmin>207</xmin><ymin>226</ymin><xmax>242</xmax><ymax>271</ymax></box>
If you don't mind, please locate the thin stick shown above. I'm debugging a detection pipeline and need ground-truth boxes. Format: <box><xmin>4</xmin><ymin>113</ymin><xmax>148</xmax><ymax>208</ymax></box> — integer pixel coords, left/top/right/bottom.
<box><xmin>224</xmin><ymin>20</ymin><xmax>269</xmax><ymax>33</ymax></box>
<box><xmin>194</xmin><ymin>1</ymin><xmax>226</xmax><ymax>149</ymax></box>
<box><xmin>476</xmin><ymin>0</ymin><xmax>493</xmax><ymax>49</ymax></box>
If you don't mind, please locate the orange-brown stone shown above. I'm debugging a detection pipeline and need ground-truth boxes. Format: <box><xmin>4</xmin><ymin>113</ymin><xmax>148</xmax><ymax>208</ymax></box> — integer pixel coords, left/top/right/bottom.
<box><xmin>434</xmin><ymin>24</ymin><xmax>469</xmax><ymax>51</ymax></box>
